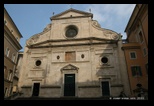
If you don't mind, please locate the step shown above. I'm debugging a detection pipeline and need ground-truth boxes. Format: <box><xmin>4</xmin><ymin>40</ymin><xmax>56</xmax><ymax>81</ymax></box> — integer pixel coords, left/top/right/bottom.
<box><xmin>15</xmin><ymin>96</ymin><xmax>110</xmax><ymax>100</ymax></box>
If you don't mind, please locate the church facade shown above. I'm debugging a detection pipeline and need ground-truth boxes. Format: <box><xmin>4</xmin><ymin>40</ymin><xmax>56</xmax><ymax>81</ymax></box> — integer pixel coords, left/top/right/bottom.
<box><xmin>18</xmin><ymin>8</ymin><xmax>131</xmax><ymax>98</ymax></box>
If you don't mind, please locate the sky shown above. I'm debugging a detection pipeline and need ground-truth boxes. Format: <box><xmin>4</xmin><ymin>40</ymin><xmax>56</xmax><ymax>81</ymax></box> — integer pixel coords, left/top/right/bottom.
<box><xmin>4</xmin><ymin>4</ymin><xmax>136</xmax><ymax>51</ymax></box>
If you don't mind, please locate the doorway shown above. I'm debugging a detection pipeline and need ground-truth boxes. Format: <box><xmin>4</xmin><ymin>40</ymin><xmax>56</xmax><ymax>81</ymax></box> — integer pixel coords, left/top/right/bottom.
<box><xmin>64</xmin><ymin>74</ymin><xmax>75</xmax><ymax>96</ymax></box>
<box><xmin>101</xmin><ymin>81</ymin><xmax>110</xmax><ymax>96</ymax></box>
<box><xmin>32</xmin><ymin>83</ymin><xmax>40</xmax><ymax>96</ymax></box>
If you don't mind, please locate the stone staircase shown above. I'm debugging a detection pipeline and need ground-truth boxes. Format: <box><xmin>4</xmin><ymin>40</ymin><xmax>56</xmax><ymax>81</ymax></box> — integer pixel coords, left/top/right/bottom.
<box><xmin>15</xmin><ymin>96</ymin><xmax>110</xmax><ymax>100</ymax></box>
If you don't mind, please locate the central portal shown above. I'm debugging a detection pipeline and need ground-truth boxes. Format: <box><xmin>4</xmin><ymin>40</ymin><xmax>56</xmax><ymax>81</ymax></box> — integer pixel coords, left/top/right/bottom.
<box><xmin>64</xmin><ymin>74</ymin><xmax>75</xmax><ymax>96</ymax></box>
<box><xmin>32</xmin><ymin>83</ymin><xmax>40</xmax><ymax>96</ymax></box>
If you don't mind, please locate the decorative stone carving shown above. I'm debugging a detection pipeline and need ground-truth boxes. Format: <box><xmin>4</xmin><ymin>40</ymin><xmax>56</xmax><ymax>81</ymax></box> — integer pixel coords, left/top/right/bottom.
<box><xmin>110</xmin><ymin>33</ymin><xmax>119</xmax><ymax>40</ymax></box>
<box><xmin>43</xmin><ymin>23</ymin><xmax>52</xmax><ymax>32</ymax></box>
<box><xmin>61</xmin><ymin>64</ymin><xmax>79</xmax><ymax>70</ymax></box>
<box><xmin>103</xmin><ymin>30</ymin><xmax>112</xmax><ymax>37</ymax></box>
<box><xmin>103</xmin><ymin>30</ymin><xmax>119</xmax><ymax>40</ymax></box>
<box><xmin>92</xmin><ymin>20</ymin><xmax>101</xmax><ymax>28</ymax></box>
<box><xmin>26</xmin><ymin>34</ymin><xmax>40</xmax><ymax>46</ymax></box>
<box><xmin>27</xmin><ymin>39</ymin><xmax>34</xmax><ymax>46</ymax></box>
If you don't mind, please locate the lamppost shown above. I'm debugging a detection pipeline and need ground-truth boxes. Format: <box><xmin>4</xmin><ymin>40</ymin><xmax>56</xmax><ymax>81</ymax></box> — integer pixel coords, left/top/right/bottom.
<box><xmin>136</xmin><ymin>83</ymin><xmax>143</xmax><ymax>97</ymax></box>
<box><xmin>133</xmin><ymin>67</ymin><xmax>143</xmax><ymax>98</ymax></box>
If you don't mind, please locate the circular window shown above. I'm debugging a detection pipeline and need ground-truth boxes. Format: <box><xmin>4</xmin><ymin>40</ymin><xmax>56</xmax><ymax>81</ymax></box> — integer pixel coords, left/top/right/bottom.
<box><xmin>101</xmin><ymin>57</ymin><xmax>108</xmax><ymax>63</ymax></box>
<box><xmin>81</xmin><ymin>54</ymin><xmax>84</xmax><ymax>58</ymax></box>
<box><xmin>65</xmin><ymin>25</ymin><xmax>78</xmax><ymax>38</ymax></box>
<box><xmin>57</xmin><ymin>55</ymin><xmax>60</xmax><ymax>60</ymax></box>
<box><xmin>35</xmin><ymin>60</ymin><xmax>41</xmax><ymax>66</ymax></box>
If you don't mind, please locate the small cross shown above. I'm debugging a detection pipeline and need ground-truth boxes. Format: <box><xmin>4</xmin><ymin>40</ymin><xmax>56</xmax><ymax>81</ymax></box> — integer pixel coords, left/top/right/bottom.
<box><xmin>70</xmin><ymin>4</ymin><xmax>72</xmax><ymax>8</ymax></box>
<box><xmin>89</xmin><ymin>8</ymin><xmax>91</xmax><ymax>12</ymax></box>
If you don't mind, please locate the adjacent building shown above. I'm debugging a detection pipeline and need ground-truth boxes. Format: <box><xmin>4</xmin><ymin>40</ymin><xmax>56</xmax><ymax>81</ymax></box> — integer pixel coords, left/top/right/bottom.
<box><xmin>18</xmin><ymin>8</ymin><xmax>131</xmax><ymax>98</ymax></box>
<box><xmin>122</xmin><ymin>4</ymin><xmax>148</xmax><ymax>98</ymax></box>
<box><xmin>12</xmin><ymin>51</ymin><xmax>23</xmax><ymax>94</ymax></box>
<box><xmin>4</xmin><ymin>8</ymin><xmax>22</xmax><ymax>98</ymax></box>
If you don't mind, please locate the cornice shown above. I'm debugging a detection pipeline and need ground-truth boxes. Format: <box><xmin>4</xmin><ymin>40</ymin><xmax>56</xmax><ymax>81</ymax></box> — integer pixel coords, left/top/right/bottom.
<box><xmin>27</xmin><ymin>37</ymin><xmax>118</xmax><ymax>48</ymax></box>
<box><xmin>4</xmin><ymin>25</ymin><xmax>22</xmax><ymax>50</ymax></box>
<box><xmin>50</xmin><ymin>8</ymin><xmax>93</xmax><ymax>20</ymax></box>
<box><xmin>121</xmin><ymin>44</ymin><xmax>140</xmax><ymax>50</ymax></box>
<box><xmin>4</xmin><ymin>8</ymin><xmax>23</xmax><ymax>38</ymax></box>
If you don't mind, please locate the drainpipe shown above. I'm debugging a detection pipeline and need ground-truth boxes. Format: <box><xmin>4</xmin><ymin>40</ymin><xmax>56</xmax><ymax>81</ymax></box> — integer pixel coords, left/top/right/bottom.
<box><xmin>121</xmin><ymin>46</ymin><xmax>133</xmax><ymax>95</ymax></box>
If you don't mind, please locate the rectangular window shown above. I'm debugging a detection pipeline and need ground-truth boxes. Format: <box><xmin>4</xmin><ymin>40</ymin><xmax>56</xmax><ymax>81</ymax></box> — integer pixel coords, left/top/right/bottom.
<box><xmin>143</xmin><ymin>48</ymin><xmax>147</xmax><ymax>56</ymax></box>
<box><xmin>4</xmin><ymin>20</ymin><xmax>7</xmax><ymax>25</ymax></box>
<box><xmin>130</xmin><ymin>52</ymin><xmax>136</xmax><ymax>59</ymax></box>
<box><xmin>12</xmin><ymin>54</ymin><xmax>16</xmax><ymax>62</ymax></box>
<box><xmin>16</xmin><ymin>37</ymin><xmax>18</xmax><ymax>41</ymax></box>
<box><xmin>127</xmin><ymin>28</ymin><xmax>131</xmax><ymax>35</ymax></box>
<box><xmin>10</xmin><ymin>87</ymin><xmax>13</xmax><ymax>95</ymax></box>
<box><xmin>145</xmin><ymin>63</ymin><xmax>148</xmax><ymax>75</ymax></box>
<box><xmin>11</xmin><ymin>29</ymin><xmax>13</xmax><ymax>33</ymax></box>
<box><xmin>7</xmin><ymin>70</ymin><xmax>13</xmax><ymax>81</ymax></box>
<box><xmin>4</xmin><ymin>66</ymin><xmax>6</xmax><ymax>74</ymax></box>
<box><xmin>4</xmin><ymin>88</ymin><xmax>8</xmax><ymax>97</ymax></box>
<box><xmin>139</xmin><ymin>31</ymin><xmax>143</xmax><ymax>43</ymax></box>
<box><xmin>5</xmin><ymin>48</ymin><xmax>10</xmax><ymax>57</ymax></box>
<box><xmin>65</xmin><ymin>51</ymin><xmax>76</xmax><ymax>62</ymax></box>
<box><xmin>131</xmin><ymin>66</ymin><xmax>142</xmax><ymax>77</ymax></box>
<box><xmin>13</xmin><ymin>85</ymin><xmax>17</xmax><ymax>93</ymax></box>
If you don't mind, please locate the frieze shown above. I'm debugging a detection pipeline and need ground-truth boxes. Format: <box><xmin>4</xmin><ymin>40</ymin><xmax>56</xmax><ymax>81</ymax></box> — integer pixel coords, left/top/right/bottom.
<box><xmin>43</xmin><ymin>23</ymin><xmax>52</xmax><ymax>32</ymax></box>
<box><xmin>91</xmin><ymin>20</ymin><xmax>120</xmax><ymax>40</ymax></box>
<box><xmin>27</xmin><ymin>34</ymin><xmax>40</xmax><ymax>46</ymax></box>
<box><xmin>91</xmin><ymin>20</ymin><xmax>101</xmax><ymax>28</ymax></box>
<box><xmin>61</xmin><ymin>64</ymin><xmax>79</xmax><ymax>70</ymax></box>
<box><xmin>103</xmin><ymin>29</ymin><xmax>120</xmax><ymax>40</ymax></box>
<box><xmin>110</xmin><ymin>33</ymin><xmax>119</xmax><ymax>40</ymax></box>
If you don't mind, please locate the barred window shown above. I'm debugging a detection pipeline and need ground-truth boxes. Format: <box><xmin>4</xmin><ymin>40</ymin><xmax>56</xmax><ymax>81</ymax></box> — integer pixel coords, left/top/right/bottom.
<box><xmin>4</xmin><ymin>20</ymin><xmax>7</xmax><ymax>25</ymax></box>
<box><xmin>8</xmin><ymin>70</ymin><xmax>13</xmax><ymax>81</ymax></box>
<box><xmin>4</xmin><ymin>66</ymin><xmax>7</xmax><ymax>74</ymax></box>
<box><xmin>143</xmin><ymin>48</ymin><xmax>147</xmax><ymax>56</ymax></box>
<box><xmin>5</xmin><ymin>48</ymin><xmax>10</xmax><ymax>57</ymax></box>
<box><xmin>139</xmin><ymin>31</ymin><xmax>143</xmax><ymax>43</ymax></box>
<box><xmin>131</xmin><ymin>66</ymin><xmax>142</xmax><ymax>77</ymax></box>
<box><xmin>145</xmin><ymin>63</ymin><xmax>148</xmax><ymax>75</ymax></box>
<box><xmin>12</xmin><ymin>53</ymin><xmax>16</xmax><ymax>62</ymax></box>
<box><xmin>130</xmin><ymin>52</ymin><xmax>136</xmax><ymax>59</ymax></box>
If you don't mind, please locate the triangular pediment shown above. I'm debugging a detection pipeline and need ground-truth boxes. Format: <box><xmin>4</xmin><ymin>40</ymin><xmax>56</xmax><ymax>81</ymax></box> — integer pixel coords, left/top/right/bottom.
<box><xmin>61</xmin><ymin>64</ymin><xmax>79</xmax><ymax>70</ymax></box>
<box><xmin>50</xmin><ymin>8</ymin><xmax>93</xmax><ymax>20</ymax></box>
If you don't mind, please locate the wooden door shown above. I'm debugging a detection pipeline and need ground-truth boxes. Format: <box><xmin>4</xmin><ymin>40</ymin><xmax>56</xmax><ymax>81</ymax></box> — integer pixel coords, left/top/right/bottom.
<box><xmin>64</xmin><ymin>74</ymin><xmax>75</xmax><ymax>96</ymax></box>
<box><xmin>101</xmin><ymin>81</ymin><xmax>110</xmax><ymax>96</ymax></box>
<box><xmin>32</xmin><ymin>83</ymin><xmax>40</xmax><ymax>96</ymax></box>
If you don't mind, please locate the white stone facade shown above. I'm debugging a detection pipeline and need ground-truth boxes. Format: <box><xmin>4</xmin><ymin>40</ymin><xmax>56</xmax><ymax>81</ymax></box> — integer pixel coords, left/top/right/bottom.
<box><xmin>18</xmin><ymin>8</ymin><xmax>130</xmax><ymax>98</ymax></box>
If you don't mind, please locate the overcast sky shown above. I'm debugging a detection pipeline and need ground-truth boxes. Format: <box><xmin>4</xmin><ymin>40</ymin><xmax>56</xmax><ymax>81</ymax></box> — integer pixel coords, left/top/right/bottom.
<box><xmin>4</xmin><ymin>4</ymin><xmax>136</xmax><ymax>51</ymax></box>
